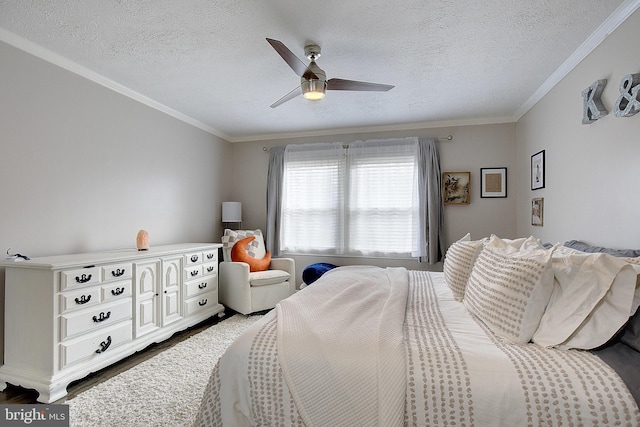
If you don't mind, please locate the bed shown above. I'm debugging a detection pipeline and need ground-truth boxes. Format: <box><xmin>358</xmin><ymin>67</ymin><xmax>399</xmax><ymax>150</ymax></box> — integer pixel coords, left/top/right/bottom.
<box><xmin>194</xmin><ymin>235</ymin><xmax>640</xmax><ymax>426</ymax></box>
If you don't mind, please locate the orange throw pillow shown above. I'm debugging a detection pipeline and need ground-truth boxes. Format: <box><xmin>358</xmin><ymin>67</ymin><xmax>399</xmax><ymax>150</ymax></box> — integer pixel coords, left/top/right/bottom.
<box><xmin>230</xmin><ymin>236</ymin><xmax>272</xmax><ymax>272</ymax></box>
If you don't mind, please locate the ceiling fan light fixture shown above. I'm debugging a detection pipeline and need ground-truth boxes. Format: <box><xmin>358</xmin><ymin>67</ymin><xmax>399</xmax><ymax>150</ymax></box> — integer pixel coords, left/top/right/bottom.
<box><xmin>302</xmin><ymin>79</ymin><xmax>326</xmax><ymax>101</ymax></box>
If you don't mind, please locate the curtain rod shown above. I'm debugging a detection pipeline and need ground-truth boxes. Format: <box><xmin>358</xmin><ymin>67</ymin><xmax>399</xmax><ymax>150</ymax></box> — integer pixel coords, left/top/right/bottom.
<box><xmin>262</xmin><ymin>135</ymin><xmax>453</xmax><ymax>151</ymax></box>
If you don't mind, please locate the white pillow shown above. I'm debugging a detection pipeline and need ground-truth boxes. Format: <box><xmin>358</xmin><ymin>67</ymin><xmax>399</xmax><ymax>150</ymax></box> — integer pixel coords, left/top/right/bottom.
<box><xmin>623</xmin><ymin>258</ymin><xmax>640</xmax><ymax>314</ymax></box>
<box><xmin>485</xmin><ymin>234</ymin><xmax>545</xmax><ymax>253</ymax></box>
<box><xmin>443</xmin><ymin>233</ymin><xmax>486</xmax><ymax>301</ymax></box>
<box><xmin>533</xmin><ymin>251</ymin><xmax>636</xmax><ymax>349</ymax></box>
<box><xmin>464</xmin><ymin>243</ymin><xmax>556</xmax><ymax>344</ymax></box>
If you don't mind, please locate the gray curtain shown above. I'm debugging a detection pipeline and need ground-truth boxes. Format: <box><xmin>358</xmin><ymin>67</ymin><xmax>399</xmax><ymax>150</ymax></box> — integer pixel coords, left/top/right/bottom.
<box><xmin>417</xmin><ymin>137</ymin><xmax>445</xmax><ymax>263</ymax></box>
<box><xmin>265</xmin><ymin>146</ymin><xmax>285</xmax><ymax>256</ymax></box>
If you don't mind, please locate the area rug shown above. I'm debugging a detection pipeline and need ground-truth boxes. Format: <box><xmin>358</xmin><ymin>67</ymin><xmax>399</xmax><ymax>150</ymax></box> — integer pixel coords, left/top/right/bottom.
<box><xmin>66</xmin><ymin>314</ymin><xmax>262</xmax><ymax>427</ymax></box>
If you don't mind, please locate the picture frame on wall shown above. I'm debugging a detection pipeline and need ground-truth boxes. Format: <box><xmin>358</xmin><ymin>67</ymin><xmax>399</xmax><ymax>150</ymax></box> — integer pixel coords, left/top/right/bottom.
<box><xmin>532</xmin><ymin>197</ymin><xmax>544</xmax><ymax>226</ymax></box>
<box><xmin>531</xmin><ymin>150</ymin><xmax>545</xmax><ymax>190</ymax></box>
<box><xmin>443</xmin><ymin>172</ymin><xmax>471</xmax><ymax>205</ymax></box>
<box><xmin>480</xmin><ymin>167</ymin><xmax>507</xmax><ymax>198</ymax></box>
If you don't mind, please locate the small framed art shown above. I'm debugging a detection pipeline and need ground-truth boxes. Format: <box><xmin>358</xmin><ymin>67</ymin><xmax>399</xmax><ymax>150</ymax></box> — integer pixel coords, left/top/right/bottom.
<box><xmin>480</xmin><ymin>167</ymin><xmax>507</xmax><ymax>198</ymax></box>
<box><xmin>443</xmin><ymin>172</ymin><xmax>471</xmax><ymax>205</ymax></box>
<box><xmin>531</xmin><ymin>150</ymin><xmax>545</xmax><ymax>190</ymax></box>
<box><xmin>532</xmin><ymin>197</ymin><xmax>544</xmax><ymax>226</ymax></box>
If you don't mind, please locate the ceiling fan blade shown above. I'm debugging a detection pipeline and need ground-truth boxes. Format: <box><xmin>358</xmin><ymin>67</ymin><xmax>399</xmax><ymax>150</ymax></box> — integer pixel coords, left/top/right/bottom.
<box><xmin>270</xmin><ymin>86</ymin><xmax>303</xmax><ymax>108</ymax></box>
<box><xmin>266</xmin><ymin>38</ymin><xmax>318</xmax><ymax>79</ymax></box>
<box><xmin>327</xmin><ymin>78</ymin><xmax>394</xmax><ymax>92</ymax></box>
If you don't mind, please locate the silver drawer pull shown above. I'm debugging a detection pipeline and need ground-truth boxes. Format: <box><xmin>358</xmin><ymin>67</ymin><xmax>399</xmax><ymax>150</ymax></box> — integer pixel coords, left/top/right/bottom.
<box><xmin>92</xmin><ymin>311</ymin><xmax>111</xmax><ymax>323</ymax></box>
<box><xmin>198</xmin><ymin>282</ymin><xmax>207</xmax><ymax>290</ymax></box>
<box><xmin>198</xmin><ymin>298</ymin><xmax>208</xmax><ymax>306</ymax></box>
<box><xmin>75</xmin><ymin>273</ymin><xmax>92</xmax><ymax>283</ymax></box>
<box><xmin>190</xmin><ymin>255</ymin><xmax>199</xmax><ymax>262</ymax></box>
<box><xmin>95</xmin><ymin>336</ymin><xmax>112</xmax><ymax>354</ymax></box>
<box><xmin>111</xmin><ymin>287</ymin><xmax>125</xmax><ymax>296</ymax></box>
<box><xmin>75</xmin><ymin>294</ymin><xmax>92</xmax><ymax>305</ymax></box>
<box><xmin>111</xmin><ymin>268</ymin><xmax>125</xmax><ymax>277</ymax></box>
<box><xmin>190</xmin><ymin>270</ymin><xmax>199</xmax><ymax>277</ymax></box>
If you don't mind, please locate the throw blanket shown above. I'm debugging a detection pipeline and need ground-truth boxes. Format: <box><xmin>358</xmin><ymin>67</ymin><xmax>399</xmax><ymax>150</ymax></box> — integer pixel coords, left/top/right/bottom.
<box><xmin>194</xmin><ymin>269</ymin><xmax>639</xmax><ymax>426</ymax></box>
<box><xmin>276</xmin><ymin>266</ymin><xmax>408</xmax><ymax>427</ymax></box>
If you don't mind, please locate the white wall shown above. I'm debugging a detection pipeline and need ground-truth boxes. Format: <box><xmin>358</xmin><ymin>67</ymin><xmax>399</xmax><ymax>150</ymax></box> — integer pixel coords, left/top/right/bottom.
<box><xmin>0</xmin><ymin>41</ymin><xmax>233</xmax><ymax>361</ymax></box>
<box><xmin>516</xmin><ymin>8</ymin><xmax>640</xmax><ymax>248</ymax></box>
<box><xmin>0</xmin><ymin>41</ymin><xmax>233</xmax><ymax>256</ymax></box>
<box><xmin>230</xmin><ymin>122</ymin><xmax>517</xmax><ymax>283</ymax></box>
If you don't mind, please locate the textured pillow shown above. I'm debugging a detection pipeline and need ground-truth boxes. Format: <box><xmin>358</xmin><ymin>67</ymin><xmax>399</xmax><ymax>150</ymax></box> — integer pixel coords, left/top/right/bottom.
<box><xmin>443</xmin><ymin>233</ymin><xmax>485</xmax><ymax>301</ymax></box>
<box><xmin>463</xmin><ymin>244</ymin><xmax>556</xmax><ymax>344</ymax></box>
<box><xmin>533</xmin><ymin>251</ymin><xmax>636</xmax><ymax>349</ymax></box>
<box><xmin>222</xmin><ymin>229</ymin><xmax>267</xmax><ymax>260</ymax></box>
<box><xmin>231</xmin><ymin>236</ymin><xmax>272</xmax><ymax>272</ymax></box>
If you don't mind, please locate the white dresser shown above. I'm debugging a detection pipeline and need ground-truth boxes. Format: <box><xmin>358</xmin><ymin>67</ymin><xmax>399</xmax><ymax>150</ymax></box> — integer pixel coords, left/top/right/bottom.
<box><xmin>0</xmin><ymin>243</ymin><xmax>224</xmax><ymax>402</ymax></box>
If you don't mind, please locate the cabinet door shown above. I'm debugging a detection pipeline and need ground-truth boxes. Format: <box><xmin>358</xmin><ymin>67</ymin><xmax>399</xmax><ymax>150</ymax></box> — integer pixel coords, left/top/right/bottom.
<box><xmin>134</xmin><ymin>260</ymin><xmax>160</xmax><ymax>337</ymax></box>
<box><xmin>161</xmin><ymin>256</ymin><xmax>182</xmax><ymax>326</ymax></box>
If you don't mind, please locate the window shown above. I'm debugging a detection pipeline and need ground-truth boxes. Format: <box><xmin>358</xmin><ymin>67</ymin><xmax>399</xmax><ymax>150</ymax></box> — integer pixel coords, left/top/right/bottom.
<box><xmin>281</xmin><ymin>138</ymin><xmax>420</xmax><ymax>257</ymax></box>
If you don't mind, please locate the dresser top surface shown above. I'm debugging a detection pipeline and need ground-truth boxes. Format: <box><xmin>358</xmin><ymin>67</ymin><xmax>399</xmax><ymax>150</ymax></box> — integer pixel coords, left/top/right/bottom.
<box><xmin>0</xmin><ymin>243</ymin><xmax>222</xmax><ymax>270</ymax></box>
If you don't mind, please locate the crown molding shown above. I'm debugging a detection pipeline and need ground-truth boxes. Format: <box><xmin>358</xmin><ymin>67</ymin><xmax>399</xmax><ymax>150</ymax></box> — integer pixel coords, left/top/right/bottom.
<box><xmin>0</xmin><ymin>28</ymin><xmax>232</xmax><ymax>142</ymax></box>
<box><xmin>514</xmin><ymin>0</ymin><xmax>640</xmax><ymax>120</ymax></box>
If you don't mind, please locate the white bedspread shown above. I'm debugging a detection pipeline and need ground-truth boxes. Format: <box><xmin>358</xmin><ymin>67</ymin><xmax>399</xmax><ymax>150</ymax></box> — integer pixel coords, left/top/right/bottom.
<box><xmin>194</xmin><ymin>269</ymin><xmax>640</xmax><ymax>426</ymax></box>
<box><xmin>277</xmin><ymin>266</ymin><xmax>408</xmax><ymax>427</ymax></box>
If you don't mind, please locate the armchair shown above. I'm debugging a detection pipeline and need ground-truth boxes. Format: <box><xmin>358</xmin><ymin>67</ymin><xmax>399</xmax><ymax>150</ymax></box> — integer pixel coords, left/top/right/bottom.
<box><xmin>219</xmin><ymin>229</ymin><xmax>296</xmax><ymax>314</ymax></box>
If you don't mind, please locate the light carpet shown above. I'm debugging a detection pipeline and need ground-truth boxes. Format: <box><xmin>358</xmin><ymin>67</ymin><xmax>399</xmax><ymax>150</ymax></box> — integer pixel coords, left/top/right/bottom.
<box><xmin>66</xmin><ymin>314</ymin><xmax>262</xmax><ymax>427</ymax></box>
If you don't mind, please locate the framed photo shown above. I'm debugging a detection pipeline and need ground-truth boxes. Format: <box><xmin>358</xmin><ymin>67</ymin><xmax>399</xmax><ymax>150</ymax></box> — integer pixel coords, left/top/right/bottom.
<box><xmin>480</xmin><ymin>167</ymin><xmax>507</xmax><ymax>198</ymax></box>
<box><xmin>443</xmin><ymin>172</ymin><xmax>471</xmax><ymax>205</ymax></box>
<box><xmin>531</xmin><ymin>150</ymin><xmax>545</xmax><ymax>190</ymax></box>
<box><xmin>532</xmin><ymin>197</ymin><xmax>544</xmax><ymax>226</ymax></box>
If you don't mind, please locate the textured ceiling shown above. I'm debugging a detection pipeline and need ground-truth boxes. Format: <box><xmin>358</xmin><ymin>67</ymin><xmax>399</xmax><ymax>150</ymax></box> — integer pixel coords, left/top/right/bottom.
<box><xmin>0</xmin><ymin>1</ymin><xmax>636</xmax><ymax>142</ymax></box>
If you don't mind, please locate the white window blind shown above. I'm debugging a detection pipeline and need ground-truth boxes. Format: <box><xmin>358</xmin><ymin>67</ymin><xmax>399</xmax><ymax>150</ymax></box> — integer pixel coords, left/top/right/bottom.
<box><xmin>281</xmin><ymin>142</ymin><xmax>345</xmax><ymax>254</ymax></box>
<box><xmin>281</xmin><ymin>138</ymin><xmax>420</xmax><ymax>257</ymax></box>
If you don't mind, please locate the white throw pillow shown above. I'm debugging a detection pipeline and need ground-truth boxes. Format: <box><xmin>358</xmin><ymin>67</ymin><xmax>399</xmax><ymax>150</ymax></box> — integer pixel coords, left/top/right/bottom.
<box><xmin>464</xmin><ymin>243</ymin><xmax>556</xmax><ymax>344</ymax></box>
<box><xmin>533</xmin><ymin>250</ymin><xmax>637</xmax><ymax>350</ymax></box>
<box><xmin>485</xmin><ymin>234</ymin><xmax>545</xmax><ymax>253</ymax></box>
<box><xmin>443</xmin><ymin>233</ymin><xmax>485</xmax><ymax>301</ymax></box>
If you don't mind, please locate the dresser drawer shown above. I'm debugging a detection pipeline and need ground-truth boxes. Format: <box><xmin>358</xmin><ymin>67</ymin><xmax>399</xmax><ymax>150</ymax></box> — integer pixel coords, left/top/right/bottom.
<box><xmin>60</xmin><ymin>299</ymin><xmax>132</xmax><ymax>340</ymax></box>
<box><xmin>101</xmin><ymin>280</ymin><xmax>132</xmax><ymax>302</ymax></box>
<box><xmin>202</xmin><ymin>262</ymin><xmax>217</xmax><ymax>276</ymax></box>
<box><xmin>202</xmin><ymin>249</ymin><xmax>218</xmax><ymax>263</ymax></box>
<box><xmin>184</xmin><ymin>276</ymin><xmax>217</xmax><ymax>299</ymax></box>
<box><xmin>60</xmin><ymin>321</ymin><xmax>133</xmax><ymax>369</ymax></box>
<box><xmin>183</xmin><ymin>291</ymin><xmax>217</xmax><ymax>316</ymax></box>
<box><xmin>184</xmin><ymin>265</ymin><xmax>202</xmax><ymax>281</ymax></box>
<box><xmin>184</xmin><ymin>252</ymin><xmax>203</xmax><ymax>266</ymax></box>
<box><xmin>60</xmin><ymin>266</ymin><xmax>101</xmax><ymax>290</ymax></box>
<box><xmin>60</xmin><ymin>287</ymin><xmax>101</xmax><ymax>314</ymax></box>
<box><xmin>102</xmin><ymin>263</ymin><xmax>132</xmax><ymax>282</ymax></box>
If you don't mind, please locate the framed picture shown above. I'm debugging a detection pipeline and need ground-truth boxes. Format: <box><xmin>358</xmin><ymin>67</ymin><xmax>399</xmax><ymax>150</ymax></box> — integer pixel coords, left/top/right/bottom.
<box><xmin>532</xmin><ymin>197</ymin><xmax>544</xmax><ymax>226</ymax></box>
<box><xmin>531</xmin><ymin>150</ymin><xmax>545</xmax><ymax>190</ymax></box>
<box><xmin>443</xmin><ymin>172</ymin><xmax>471</xmax><ymax>205</ymax></box>
<box><xmin>480</xmin><ymin>167</ymin><xmax>507</xmax><ymax>198</ymax></box>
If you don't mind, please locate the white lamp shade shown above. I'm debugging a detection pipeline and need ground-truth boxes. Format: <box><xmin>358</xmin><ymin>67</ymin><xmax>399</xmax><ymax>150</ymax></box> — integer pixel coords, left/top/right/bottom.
<box><xmin>222</xmin><ymin>202</ymin><xmax>242</xmax><ymax>222</ymax></box>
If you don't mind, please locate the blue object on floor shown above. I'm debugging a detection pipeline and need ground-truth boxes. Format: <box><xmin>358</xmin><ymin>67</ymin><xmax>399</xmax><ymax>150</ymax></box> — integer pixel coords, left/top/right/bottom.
<box><xmin>302</xmin><ymin>263</ymin><xmax>338</xmax><ymax>285</ymax></box>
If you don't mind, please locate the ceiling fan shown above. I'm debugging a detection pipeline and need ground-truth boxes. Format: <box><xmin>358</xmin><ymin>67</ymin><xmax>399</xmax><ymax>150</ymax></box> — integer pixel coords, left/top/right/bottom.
<box><xmin>266</xmin><ymin>38</ymin><xmax>395</xmax><ymax>108</ymax></box>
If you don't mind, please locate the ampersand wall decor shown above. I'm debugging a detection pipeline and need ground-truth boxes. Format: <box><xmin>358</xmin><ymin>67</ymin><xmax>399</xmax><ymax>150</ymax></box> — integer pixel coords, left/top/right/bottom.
<box><xmin>614</xmin><ymin>73</ymin><xmax>640</xmax><ymax>118</ymax></box>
